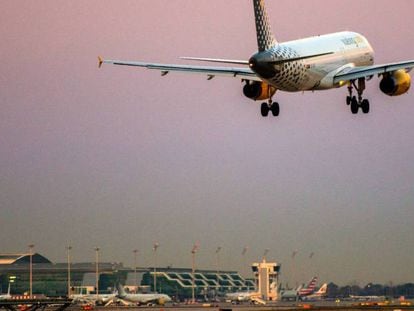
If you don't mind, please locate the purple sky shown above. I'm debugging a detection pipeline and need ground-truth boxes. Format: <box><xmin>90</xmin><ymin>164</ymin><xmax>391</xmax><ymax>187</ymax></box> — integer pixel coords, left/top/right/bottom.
<box><xmin>1</xmin><ymin>0</ymin><xmax>414</xmax><ymax>286</ymax></box>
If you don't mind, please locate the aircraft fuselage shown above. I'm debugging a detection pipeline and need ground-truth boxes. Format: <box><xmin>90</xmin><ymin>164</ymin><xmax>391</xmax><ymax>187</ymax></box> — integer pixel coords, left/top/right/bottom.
<box><xmin>249</xmin><ymin>31</ymin><xmax>374</xmax><ymax>92</ymax></box>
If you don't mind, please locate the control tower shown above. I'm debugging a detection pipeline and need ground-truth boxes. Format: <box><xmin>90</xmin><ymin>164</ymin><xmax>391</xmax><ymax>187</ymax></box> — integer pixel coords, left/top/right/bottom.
<box><xmin>251</xmin><ymin>259</ymin><xmax>280</xmax><ymax>301</ymax></box>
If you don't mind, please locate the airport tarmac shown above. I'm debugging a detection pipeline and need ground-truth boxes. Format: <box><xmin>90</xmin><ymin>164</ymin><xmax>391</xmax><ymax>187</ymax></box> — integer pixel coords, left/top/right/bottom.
<box><xmin>69</xmin><ymin>301</ymin><xmax>414</xmax><ymax>311</ymax></box>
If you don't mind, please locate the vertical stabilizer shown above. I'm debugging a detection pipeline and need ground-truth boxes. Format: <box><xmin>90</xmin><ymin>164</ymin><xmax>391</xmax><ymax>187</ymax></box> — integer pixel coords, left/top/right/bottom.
<box><xmin>253</xmin><ymin>0</ymin><xmax>277</xmax><ymax>51</ymax></box>
<box><xmin>116</xmin><ymin>283</ymin><xmax>127</xmax><ymax>298</ymax></box>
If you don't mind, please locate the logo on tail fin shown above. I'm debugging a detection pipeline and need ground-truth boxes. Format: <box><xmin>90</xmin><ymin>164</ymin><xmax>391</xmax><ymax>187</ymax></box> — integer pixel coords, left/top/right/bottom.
<box><xmin>253</xmin><ymin>0</ymin><xmax>277</xmax><ymax>51</ymax></box>
<box><xmin>316</xmin><ymin>283</ymin><xmax>328</xmax><ymax>295</ymax></box>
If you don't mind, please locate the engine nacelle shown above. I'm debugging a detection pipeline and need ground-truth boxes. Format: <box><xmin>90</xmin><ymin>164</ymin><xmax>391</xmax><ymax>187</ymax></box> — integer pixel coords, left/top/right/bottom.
<box><xmin>243</xmin><ymin>81</ymin><xmax>276</xmax><ymax>101</ymax></box>
<box><xmin>379</xmin><ymin>69</ymin><xmax>411</xmax><ymax>96</ymax></box>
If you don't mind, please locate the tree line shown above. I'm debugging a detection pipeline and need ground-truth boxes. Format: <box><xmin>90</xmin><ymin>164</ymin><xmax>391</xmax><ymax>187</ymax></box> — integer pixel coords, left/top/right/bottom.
<box><xmin>327</xmin><ymin>282</ymin><xmax>414</xmax><ymax>298</ymax></box>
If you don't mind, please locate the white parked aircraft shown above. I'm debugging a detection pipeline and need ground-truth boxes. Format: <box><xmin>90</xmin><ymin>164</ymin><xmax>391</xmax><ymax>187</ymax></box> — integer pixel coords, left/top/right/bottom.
<box><xmin>225</xmin><ymin>290</ymin><xmax>260</xmax><ymax>302</ymax></box>
<box><xmin>71</xmin><ymin>291</ymin><xmax>117</xmax><ymax>306</ymax></box>
<box><xmin>280</xmin><ymin>277</ymin><xmax>318</xmax><ymax>301</ymax></box>
<box><xmin>349</xmin><ymin>294</ymin><xmax>386</xmax><ymax>301</ymax></box>
<box><xmin>301</xmin><ymin>283</ymin><xmax>328</xmax><ymax>301</ymax></box>
<box><xmin>226</xmin><ymin>281</ymin><xmax>277</xmax><ymax>304</ymax></box>
<box><xmin>99</xmin><ymin>0</ymin><xmax>414</xmax><ymax>117</ymax></box>
<box><xmin>116</xmin><ymin>283</ymin><xmax>172</xmax><ymax>306</ymax></box>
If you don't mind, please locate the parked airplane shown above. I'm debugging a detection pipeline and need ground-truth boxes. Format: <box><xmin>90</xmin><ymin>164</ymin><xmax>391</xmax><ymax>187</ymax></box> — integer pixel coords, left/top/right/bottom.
<box><xmin>298</xmin><ymin>276</ymin><xmax>319</xmax><ymax>296</ymax></box>
<box><xmin>99</xmin><ymin>0</ymin><xmax>414</xmax><ymax>117</ymax></box>
<box><xmin>226</xmin><ymin>291</ymin><xmax>270</xmax><ymax>305</ymax></box>
<box><xmin>116</xmin><ymin>283</ymin><xmax>172</xmax><ymax>306</ymax></box>
<box><xmin>301</xmin><ymin>283</ymin><xmax>328</xmax><ymax>301</ymax></box>
<box><xmin>0</xmin><ymin>283</ymin><xmax>11</xmax><ymax>300</ymax></box>
<box><xmin>225</xmin><ymin>291</ymin><xmax>260</xmax><ymax>302</ymax></box>
<box><xmin>71</xmin><ymin>291</ymin><xmax>117</xmax><ymax>306</ymax></box>
<box><xmin>280</xmin><ymin>277</ymin><xmax>318</xmax><ymax>301</ymax></box>
<box><xmin>226</xmin><ymin>281</ymin><xmax>278</xmax><ymax>304</ymax></box>
<box><xmin>349</xmin><ymin>294</ymin><xmax>386</xmax><ymax>301</ymax></box>
<box><xmin>280</xmin><ymin>286</ymin><xmax>301</xmax><ymax>301</ymax></box>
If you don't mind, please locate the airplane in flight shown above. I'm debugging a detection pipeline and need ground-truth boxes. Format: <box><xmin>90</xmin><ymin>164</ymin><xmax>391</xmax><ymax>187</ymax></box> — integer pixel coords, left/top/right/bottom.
<box><xmin>0</xmin><ymin>283</ymin><xmax>11</xmax><ymax>300</ymax></box>
<box><xmin>98</xmin><ymin>0</ymin><xmax>414</xmax><ymax>117</ymax></box>
<box><xmin>115</xmin><ymin>283</ymin><xmax>172</xmax><ymax>306</ymax></box>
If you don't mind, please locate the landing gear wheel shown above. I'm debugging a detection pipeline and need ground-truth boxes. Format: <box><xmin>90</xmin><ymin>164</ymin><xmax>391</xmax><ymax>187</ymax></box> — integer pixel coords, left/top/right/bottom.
<box><xmin>350</xmin><ymin>96</ymin><xmax>359</xmax><ymax>114</ymax></box>
<box><xmin>347</xmin><ymin>78</ymin><xmax>371</xmax><ymax>115</ymax></box>
<box><xmin>270</xmin><ymin>102</ymin><xmax>280</xmax><ymax>116</ymax></box>
<box><xmin>261</xmin><ymin>102</ymin><xmax>270</xmax><ymax>117</ymax></box>
<box><xmin>361</xmin><ymin>99</ymin><xmax>370</xmax><ymax>114</ymax></box>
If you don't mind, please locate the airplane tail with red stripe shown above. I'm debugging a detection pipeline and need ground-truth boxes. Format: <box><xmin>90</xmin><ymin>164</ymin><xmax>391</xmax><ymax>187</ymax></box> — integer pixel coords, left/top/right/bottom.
<box><xmin>298</xmin><ymin>276</ymin><xmax>318</xmax><ymax>296</ymax></box>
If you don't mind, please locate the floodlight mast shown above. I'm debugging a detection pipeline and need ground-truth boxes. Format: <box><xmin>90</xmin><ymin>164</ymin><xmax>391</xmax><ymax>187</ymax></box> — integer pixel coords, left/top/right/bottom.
<box><xmin>191</xmin><ymin>244</ymin><xmax>199</xmax><ymax>303</ymax></box>
<box><xmin>153</xmin><ymin>243</ymin><xmax>159</xmax><ymax>293</ymax></box>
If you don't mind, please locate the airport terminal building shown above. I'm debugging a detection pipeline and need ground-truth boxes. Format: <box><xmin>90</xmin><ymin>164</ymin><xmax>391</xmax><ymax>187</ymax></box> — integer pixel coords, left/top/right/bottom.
<box><xmin>0</xmin><ymin>253</ymin><xmax>255</xmax><ymax>299</ymax></box>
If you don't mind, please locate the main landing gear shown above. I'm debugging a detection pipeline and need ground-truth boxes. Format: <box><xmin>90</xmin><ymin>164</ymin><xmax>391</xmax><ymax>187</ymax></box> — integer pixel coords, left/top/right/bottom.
<box><xmin>346</xmin><ymin>78</ymin><xmax>370</xmax><ymax>114</ymax></box>
<box><xmin>261</xmin><ymin>100</ymin><xmax>280</xmax><ymax>117</ymax></box>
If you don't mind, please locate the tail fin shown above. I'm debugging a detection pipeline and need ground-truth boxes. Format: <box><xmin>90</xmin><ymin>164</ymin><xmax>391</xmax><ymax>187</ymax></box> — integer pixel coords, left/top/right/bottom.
<box><xmin>315</xmin><ymin>283</ymin><xmax>328</xmax><ymax>295</ymax></box>
<box><xmin>306</xmin><ymin>276</ymin><xmax>318</xmax><ymax>291</ymax></box>
<box><xmin>116</xmin><ymin>283</ymin><xmax>127</xmax><ymax>298</ymax></box>
<box><xmin>253</xmin><ymin>0</ymin><xmax>277</xmax><ymax>51</ymax></box>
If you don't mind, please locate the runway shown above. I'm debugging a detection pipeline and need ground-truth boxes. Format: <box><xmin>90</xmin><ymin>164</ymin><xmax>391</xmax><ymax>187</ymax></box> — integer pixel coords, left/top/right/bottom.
<box><xmin>73</xmin><ymin>301</ymin><xmax>414</xmax><ymax>311</ymax></box>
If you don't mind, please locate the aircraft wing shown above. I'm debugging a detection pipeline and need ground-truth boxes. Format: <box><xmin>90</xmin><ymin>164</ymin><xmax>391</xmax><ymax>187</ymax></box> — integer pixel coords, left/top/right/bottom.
<box><xmin>98</xmin><ymin>57</ymin><xmax>261</xmax><ymax>82</ymax></box>
<box><xmin>334</xmin><ymin>60</ymin><xmax>414</xmax><ymax>83</ymax></box>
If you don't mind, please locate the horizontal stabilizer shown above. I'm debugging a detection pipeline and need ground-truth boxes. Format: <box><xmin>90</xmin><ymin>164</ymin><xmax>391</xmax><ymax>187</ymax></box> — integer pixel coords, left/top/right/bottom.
<box><xmin>181</xmin><ymin>52</ymin><xmax>334</xmax><ymax>67</ymax></box>
<box><xmin>180</xmin><ymin>56</ymin><xmax>249</xmax><ymax>65</ymax></box>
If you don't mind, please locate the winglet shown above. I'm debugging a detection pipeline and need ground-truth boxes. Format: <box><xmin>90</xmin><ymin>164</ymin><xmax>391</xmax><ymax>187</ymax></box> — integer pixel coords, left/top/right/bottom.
<box><xmin>98</xmin><ymin>56</ymin><xmax>104</xmax><ymax>68</ymax></box>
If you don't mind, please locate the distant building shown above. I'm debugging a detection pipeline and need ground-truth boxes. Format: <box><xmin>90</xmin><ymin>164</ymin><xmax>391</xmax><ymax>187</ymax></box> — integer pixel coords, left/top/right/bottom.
<box><xmin>138</xmin><ymin>267</ymin><xmax>255</xmax><ymax>300</ymax></box>
<box><xmin>0</xmin><ymin>253</ymin><xmax>254</xmax><ymax>299</ymax></box>
<box><xmin>0</xmin><ymin>253</ymin><xmax>125</xmax><ymax>296</ymax></box>
<box><xmin>0</xmin><ymin>254</ymin><xmax>51</xmax><ymax>265</ymax></box>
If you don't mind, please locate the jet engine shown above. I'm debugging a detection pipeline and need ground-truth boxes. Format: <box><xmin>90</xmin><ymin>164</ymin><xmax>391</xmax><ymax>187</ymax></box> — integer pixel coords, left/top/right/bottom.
<box><xmin>379</xmin><ymin>69</ymin><xmax>411</xmax><ymax>96</ymax></box>
<box><xmin>243</xmin><ymin>81</ymin><xmax>276</xmax><ymax>100</ymax></box>
<box><xmin>157</xmin><ymin>298</ymin><xmax>166</xmax><ymax>306</ymax></box>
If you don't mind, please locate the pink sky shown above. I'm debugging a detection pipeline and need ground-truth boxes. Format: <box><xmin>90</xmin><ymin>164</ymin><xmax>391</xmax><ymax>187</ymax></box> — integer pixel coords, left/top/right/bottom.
<box><xmin>1</xmin><ymin>1</ymin><xmax>414</xmax><ymax>285</ymax></box>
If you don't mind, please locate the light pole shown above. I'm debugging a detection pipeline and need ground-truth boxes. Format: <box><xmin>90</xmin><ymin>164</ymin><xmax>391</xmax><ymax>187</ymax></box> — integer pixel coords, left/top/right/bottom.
<box><xmin>215</xmin><ymin>247</ymin><xmax>221</xmax><ymax>295</ymax></box>
<box><xmin>66</xmin><ymin>245</ymin><xmax>72</xmax><ymax>297</ymax></box>
<box><xmin>291</xmin><ymin>250</ymin><xmax>298</xmax><ymax>289</ymax></box>
<box><xmin>28</xmin><ymin>244</ymin><xmax>34</xmax><ymax>298</ymax></box>
<box><xmin>94</xmin><ymin>247</ymin><xmax>100</xmax><ymax>301</ymax></box>
<box><xmin>191</xmin><ymin>244</ymin><xmax>199</xmax><ymax>303</ymax></box>
<box><xmin>153</xmin><ymin>243</ymin><xmax>159</xmax><ymax>293</ymax></box>
<box><xmin>133</xmin><ymin>249</ymin><xmax>138</xmax><ymax>293</ymax></box>
<box><xmin>308</xmin><ymin>252</ymin><xmax>314</xmax><ymax>283</ymax></box>
<box><xmin>242</xmin><ymin>247</ymin><xmax>248</xmax><ymax>290</ymax></box>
